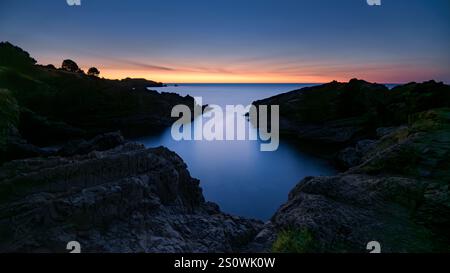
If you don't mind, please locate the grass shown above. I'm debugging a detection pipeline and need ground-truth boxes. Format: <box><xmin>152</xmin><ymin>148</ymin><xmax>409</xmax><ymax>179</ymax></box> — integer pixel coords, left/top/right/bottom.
<box><xmin>272</xmin><ymin>228</ymin><xmax>315</xmax><ymax>253</ymax></box>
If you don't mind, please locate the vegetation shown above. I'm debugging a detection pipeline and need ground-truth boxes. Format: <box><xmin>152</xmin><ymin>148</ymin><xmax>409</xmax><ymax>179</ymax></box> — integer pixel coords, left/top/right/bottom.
<box><xmin>272</xmin><ymin>228</ymin><xmax>315</xmax><ymax>253</ymax></box>
<box><xmin>0</xmin><ymin>89</ymin><xmax>19</xmax><ymax>151</ymax></box>
<box><xmin>359</xmin><ymin>108</ymin><xmax>450</xmax><ymax>180</ymax></box>
<box><xmin>88</xmin><ymin>67</ymin><xmax>100</xmax><ymax>77</ymax></box>
<box><xmin>0</xmin><ymin>42</ymin><xmax>36</xmax><ymax>69</ymax></box>
<box><xmin>61</xmin><ymin>59</ymin><xmax>81</xmax><ymax>73</ymax></box>
<box><xmin>0</xmin><ymin>42</ymin><xmax>188</xmax><ymax>146</ymax></box>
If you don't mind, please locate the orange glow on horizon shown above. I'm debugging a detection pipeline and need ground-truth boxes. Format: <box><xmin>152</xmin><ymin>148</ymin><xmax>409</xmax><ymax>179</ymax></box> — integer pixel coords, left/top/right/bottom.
<box><xmin>39</xmin><ymin>54</ymin><xmax>444</xmax><ymax>85</ymax></box>
<box><xmin>72</xmin><ymin>60</ymin><xmax>445</xmax><ymax>84</ymax></box>
<box><xmin>96</xmin><ymin>68</ymin><xmax>350</xmax><ymax>84</ymax></box>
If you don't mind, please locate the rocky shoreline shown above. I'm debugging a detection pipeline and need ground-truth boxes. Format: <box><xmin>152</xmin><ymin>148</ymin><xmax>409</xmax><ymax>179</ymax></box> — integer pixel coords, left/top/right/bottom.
<box><xmin>0</xmin><ymin>137</ymin><xmax>262</xmax><ymax>252</ymax></box>
<box><xmin>249</xmin><ymin>80</ymin><xmax>450</xmax><ymax>253</ymax></box>
<box><xmin>1</xmin><ymin>81</ymin><xmax>449</xmax><ymax>253</ymax></box>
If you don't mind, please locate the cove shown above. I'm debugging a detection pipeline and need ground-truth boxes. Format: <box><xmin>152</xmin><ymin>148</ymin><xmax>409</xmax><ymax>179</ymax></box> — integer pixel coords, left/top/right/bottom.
<box><xmin>134</xmin><ymin>84</ymin><xmax>337</xmax><ymax>220</ymax></box>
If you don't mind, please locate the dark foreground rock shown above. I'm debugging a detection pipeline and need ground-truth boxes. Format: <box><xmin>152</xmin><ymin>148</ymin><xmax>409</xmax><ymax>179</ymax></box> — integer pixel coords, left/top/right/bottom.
<box><xmin>249</xmin><ymin>108</ymin><xmax>450</xmax><ymax>253</ymax></box>
<box><xmin>257</xmin><ymin>173</ymin><xmax>449</xmax><ymax>253</ymax></box>
<box><xmin>57</xmin><ymin>131</ymin><xmax>125</xmax><ymax>157</ymax></box>
<box><xmin>0</xmin><ymin>144</ymin><xmax>262</xmax><ymax>253</ymax></box>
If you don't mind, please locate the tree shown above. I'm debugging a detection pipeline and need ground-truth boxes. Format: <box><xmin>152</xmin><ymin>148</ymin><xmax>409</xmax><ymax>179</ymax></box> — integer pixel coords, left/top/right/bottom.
<box><xmin>87</xmin><ymin>67</ymin><xmax>100</xmax><ymax>77</ymax></box>
<box><xmin>61</xmin><ymin>59</ymin><xmax>80</xmax><ymax>73</ymax></box>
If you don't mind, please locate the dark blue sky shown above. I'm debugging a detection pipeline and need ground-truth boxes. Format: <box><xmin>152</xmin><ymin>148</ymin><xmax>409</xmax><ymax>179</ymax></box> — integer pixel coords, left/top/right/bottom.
<box><xmin>1</xmin><ymin>0</ymin><xmax>449</xmax><ymax>83</ymax></box>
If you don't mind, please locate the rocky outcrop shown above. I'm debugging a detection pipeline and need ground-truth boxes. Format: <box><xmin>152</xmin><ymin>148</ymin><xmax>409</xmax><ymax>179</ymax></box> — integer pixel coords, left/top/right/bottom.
<box><xmin>253</xmin><ymin>79</ymin><xmax>390</xmax><ymax>146</ymax></box>
<box><xmin>260</xmin><ymin>173</ymin><xmax>449</xmax><ymax>252</ymax></box>
<box><xmin>248</xmin><ymin>80</ymin><xmax>450</xmax><ymax>253</ymax></box>
<box><xmin>120</xmin><ymin>78</ymin><xmax>164</xmax><ymax>89</ymax></box>
<box><xmin>337</xmin><ymin>139</ymin><xmax>377</xmax><ymax>168</ymax></box>
<box><xmin>0</xmin><ymin>143</ymin><xmax>262</xmax><ymax>253</ymax></box>
<box><xmin>253</xmin><ymin>79</ymin><xmax>450</xmax><ymax>149</ymax></box>
<box><xmin>57</xmin><ymin>131</ymin><xmax>125</xmax><ymax>157</ymax></box>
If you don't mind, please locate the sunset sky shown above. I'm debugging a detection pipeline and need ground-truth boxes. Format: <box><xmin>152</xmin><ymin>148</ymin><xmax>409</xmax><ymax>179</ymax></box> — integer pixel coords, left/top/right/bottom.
<box><xmin>0</xmin><ymin>0</ymin><xmax>449</xmax><ymax>83</ymax></box>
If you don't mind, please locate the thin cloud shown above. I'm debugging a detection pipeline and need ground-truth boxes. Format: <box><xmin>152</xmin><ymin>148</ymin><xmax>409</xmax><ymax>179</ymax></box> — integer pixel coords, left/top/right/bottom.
<box><xmin>105</xmin><ymin>56</ymin><xmax>175</xmax><ymax>71</ymax></box>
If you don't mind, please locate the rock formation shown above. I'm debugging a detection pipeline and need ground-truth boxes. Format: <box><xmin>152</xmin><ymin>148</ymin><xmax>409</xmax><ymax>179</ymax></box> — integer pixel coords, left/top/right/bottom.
<box><xmin>0</xmin><ymin>140</ymin><xmax>262</xmax><ymax>252</ymax></box>
<box><xmin>249</xmin><ymin>80</ymin><xmax>450</xmax><ymax>253</ymax></box>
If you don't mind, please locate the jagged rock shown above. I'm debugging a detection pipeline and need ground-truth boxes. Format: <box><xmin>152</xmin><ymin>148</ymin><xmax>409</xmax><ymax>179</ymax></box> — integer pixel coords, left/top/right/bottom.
<box><xmin>247</xmin><ymin>81</ymin><xmax>450</xmax><ymax>253</ymax></box>
<box><xmin>337</xmin><ymin>139</ymin><xmax>377</xmax><ymax>168</ymax></box>
<box><xmin>57</xmin><ymin>131</ymin><xmax>125</xmax><ymax>157</ymax></box>
<box><xmin>355</xmin><ymin>109</ymin><xmax>450</xmax><ymax>180</ymax></box>
<box><xmin>264</xmin><ymin>174</ymin><xmax>449</xmax><ymax>253</ymax></box>
<box><xmin>251</xmin><ymin>108</ymin><xmax>450</xmax><ymax>253</ymax></box>
<box><xmin>0</xmin><ymin>144</ymin><xmax>262</xmax><ymax>253</ymax></box>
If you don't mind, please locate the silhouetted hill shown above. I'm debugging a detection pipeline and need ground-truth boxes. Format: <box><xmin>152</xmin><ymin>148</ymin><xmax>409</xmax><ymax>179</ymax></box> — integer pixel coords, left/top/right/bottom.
<box><xmin>0</xmin><ymin>42</ymin><xmax>198</xmax><ymax>149</ymax></box>
<box><xmin>0</xmin><ymin>42</ymin><xmax>36</xmax><ymax>69</ymax></box>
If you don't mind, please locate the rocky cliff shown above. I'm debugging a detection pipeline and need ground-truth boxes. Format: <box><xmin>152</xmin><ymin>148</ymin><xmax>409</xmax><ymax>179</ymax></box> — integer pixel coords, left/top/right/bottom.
<box><xmin>249</xmin><ymin>80</ymin><xmax>450</xmax><ymax>253</ymax></box>
<box><xmin>0</xmin><ymin>139</ymin><xmax>262</xmax><ymax>253</ymax></box>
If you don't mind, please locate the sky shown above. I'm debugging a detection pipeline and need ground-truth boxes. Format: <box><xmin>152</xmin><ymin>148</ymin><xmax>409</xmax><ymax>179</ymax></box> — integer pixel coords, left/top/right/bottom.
<box><xmin>0</xmin><ymin>0</ymin><xmax>449</xmax><ymax>83</ymax></box>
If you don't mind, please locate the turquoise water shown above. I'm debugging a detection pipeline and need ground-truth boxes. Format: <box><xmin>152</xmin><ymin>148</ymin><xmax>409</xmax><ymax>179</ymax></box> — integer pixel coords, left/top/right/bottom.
<box><xmin>135</xmin><ymin>84</ymin><xmax>337</xmax><ymax>220</ymax></box>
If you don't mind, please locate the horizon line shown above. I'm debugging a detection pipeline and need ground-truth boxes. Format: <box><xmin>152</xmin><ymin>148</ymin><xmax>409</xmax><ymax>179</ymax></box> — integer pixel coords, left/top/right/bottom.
<box><xmin>160</xmin><ymin>82</ymin><xmax>404</xmax><ymax>85</ymax></box>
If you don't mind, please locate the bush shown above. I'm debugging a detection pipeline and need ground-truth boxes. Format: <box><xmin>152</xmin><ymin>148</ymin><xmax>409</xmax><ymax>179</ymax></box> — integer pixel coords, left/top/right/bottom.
<box><xmin>272</xmin><ymin>228</ymin><xmax>315</xmax><ymax>253</ymax></box>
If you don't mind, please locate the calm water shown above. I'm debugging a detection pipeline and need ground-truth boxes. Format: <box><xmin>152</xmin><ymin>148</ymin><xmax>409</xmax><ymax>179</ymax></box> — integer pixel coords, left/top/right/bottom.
<box><xmin>135</xmin><ymin>84</ymin><xmax>337</xmax><ymax>220</ymax></box>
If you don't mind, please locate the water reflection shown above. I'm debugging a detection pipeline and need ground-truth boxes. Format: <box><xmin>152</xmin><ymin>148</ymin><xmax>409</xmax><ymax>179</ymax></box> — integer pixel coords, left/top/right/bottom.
<box><xmin>135</xmin><ymin>84</ymin><xmax>336</xmax><ymax>220</ymax></box>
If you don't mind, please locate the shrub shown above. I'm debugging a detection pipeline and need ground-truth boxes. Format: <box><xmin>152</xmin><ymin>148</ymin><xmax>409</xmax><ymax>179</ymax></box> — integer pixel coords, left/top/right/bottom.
<box><xmin>272</xmin><ymin>228</ymin><xmax>315</xmax><ymax>253</ymax></box>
